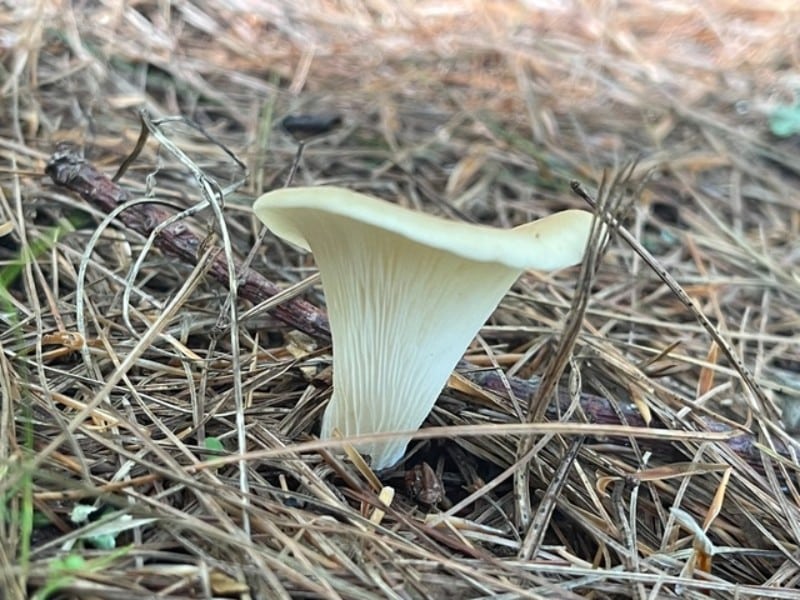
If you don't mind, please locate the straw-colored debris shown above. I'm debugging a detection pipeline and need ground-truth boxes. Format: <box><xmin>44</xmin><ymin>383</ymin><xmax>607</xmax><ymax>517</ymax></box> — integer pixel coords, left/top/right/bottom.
<box><xmin>1</xmin><ymin>1</ymin><xmax>799</xmax><ymax>598</ymax></box>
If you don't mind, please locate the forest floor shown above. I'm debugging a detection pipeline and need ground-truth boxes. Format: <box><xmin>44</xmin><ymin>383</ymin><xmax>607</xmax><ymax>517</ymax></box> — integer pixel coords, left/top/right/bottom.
<box><xmin>1</xmin><ymin>1</ymin><xmax>799</xmax><ymax>598</ymax></box>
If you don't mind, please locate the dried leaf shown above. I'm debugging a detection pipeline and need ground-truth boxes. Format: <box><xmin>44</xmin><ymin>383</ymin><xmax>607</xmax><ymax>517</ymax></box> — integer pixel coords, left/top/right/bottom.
<box><xmin>210</xmin><ymin>570</ymin><xmax>250</xmax><ymax>595</ymax></box>
<box><xmin>445</xmin><ymin>147</ymin><xmax>487</xmax><ymax>197</ymax></box>
<box><xmin>703</xmin><ymin>467</ymin><xmax>731</xmax><ymax>532</ymax></box>
<box><xmin>697</xmin><ymin>342</ymin><xmax>719</xmax><ymax>398</ymax></box>
<box><xmin>369</xmin><ymin>486</ymin><xmax>395</xmax><ymax>525</ymax></box>
<box><xmin>633</xmin><ymin>462</ymin><xmax>729</xmax><ymax>482</ymax></box>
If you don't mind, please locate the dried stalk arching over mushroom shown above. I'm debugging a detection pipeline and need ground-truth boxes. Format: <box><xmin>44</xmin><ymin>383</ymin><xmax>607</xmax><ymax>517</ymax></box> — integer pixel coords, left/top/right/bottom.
<box><xmin>254</xmin><ymin>186</ymin><xmax>596</xmax><ymax>470</ymax></box>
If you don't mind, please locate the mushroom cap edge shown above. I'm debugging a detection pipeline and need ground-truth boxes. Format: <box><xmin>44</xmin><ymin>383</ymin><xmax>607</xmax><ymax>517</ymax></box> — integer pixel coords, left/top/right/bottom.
<box><xmin>254</xmin><ymin>186</ymin><xmax>596</xmax><ymax>271</ymax></box>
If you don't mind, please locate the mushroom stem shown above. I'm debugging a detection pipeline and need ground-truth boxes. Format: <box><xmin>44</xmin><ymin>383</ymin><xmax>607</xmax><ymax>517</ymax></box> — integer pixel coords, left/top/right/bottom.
<box><xmin>319</xmin><ymin>222</ymin><xmax>520</xmax><ymax>468</ymax></box>
<box><xmin>255</xmin><ymin>187</ymin><xmax>595</xmax><ymax>469</ymax></box>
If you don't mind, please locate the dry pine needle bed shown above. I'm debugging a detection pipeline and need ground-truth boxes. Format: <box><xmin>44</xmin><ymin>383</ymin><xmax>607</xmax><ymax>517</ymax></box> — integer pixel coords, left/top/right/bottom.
<box><xmin>1</xmin><ymin>1</ymin><xmax>799</xmax><ymax>599</ymax></box>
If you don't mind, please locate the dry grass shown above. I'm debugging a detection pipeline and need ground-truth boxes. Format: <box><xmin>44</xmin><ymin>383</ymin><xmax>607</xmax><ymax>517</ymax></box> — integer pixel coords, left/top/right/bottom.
<box><xmin>1</xmin><ymin>1</ymin><xmax>800</xmax><ymax>598</ymax></box>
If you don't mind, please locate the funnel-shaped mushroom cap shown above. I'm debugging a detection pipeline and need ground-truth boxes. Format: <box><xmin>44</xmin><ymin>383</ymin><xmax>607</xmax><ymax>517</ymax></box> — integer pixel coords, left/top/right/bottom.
<box><xmin>254</xmin><ymin>186</ymin><xmax>595</xmax><ymax>469</ymax></box>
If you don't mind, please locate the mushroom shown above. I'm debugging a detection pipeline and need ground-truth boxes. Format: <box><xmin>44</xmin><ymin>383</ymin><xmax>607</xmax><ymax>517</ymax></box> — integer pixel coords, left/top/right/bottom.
<box><xmin>254</xmin><ymin>186</ymin><xmax>596</xmax><ymax>470</ymax></box>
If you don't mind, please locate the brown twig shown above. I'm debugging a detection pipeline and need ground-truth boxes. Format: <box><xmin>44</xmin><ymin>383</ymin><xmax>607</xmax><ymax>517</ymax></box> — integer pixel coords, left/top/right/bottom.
<box><xmin>45</xmin><ymin>146</ymin><xmax>768</xmax><ymax>465</ymax></box>
<box><xmin>465</xmin><ymin>367</ymin><xmax>767</xmax><ymax>462</ymax></box>
<box><xmin>45</xmin><ymin>143</ymin><xmax>331</xmax><ymax>341</ymax></box>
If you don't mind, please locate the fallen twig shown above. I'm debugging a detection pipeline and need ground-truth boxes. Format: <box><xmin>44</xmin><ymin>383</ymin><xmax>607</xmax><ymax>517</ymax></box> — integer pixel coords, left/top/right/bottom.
<box><xmin>45</xmin><ymin>143</ymin><xmax>331</xmax><ymax>341</ymax></box>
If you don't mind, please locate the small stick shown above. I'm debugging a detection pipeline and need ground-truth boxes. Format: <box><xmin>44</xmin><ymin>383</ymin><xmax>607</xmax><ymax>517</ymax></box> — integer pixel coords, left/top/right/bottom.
<box><xmin>45</xmin><ymin>144</ymin><xmax>331</xmax><ymax>342</ymax></box>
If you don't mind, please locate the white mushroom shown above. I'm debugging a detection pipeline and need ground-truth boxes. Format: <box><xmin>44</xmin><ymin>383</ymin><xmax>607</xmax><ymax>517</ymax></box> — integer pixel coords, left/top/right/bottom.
<box><xmin>254</xmin><ymin>186</ymin><xmax>596</xmax><ymax>470</ymax></box>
